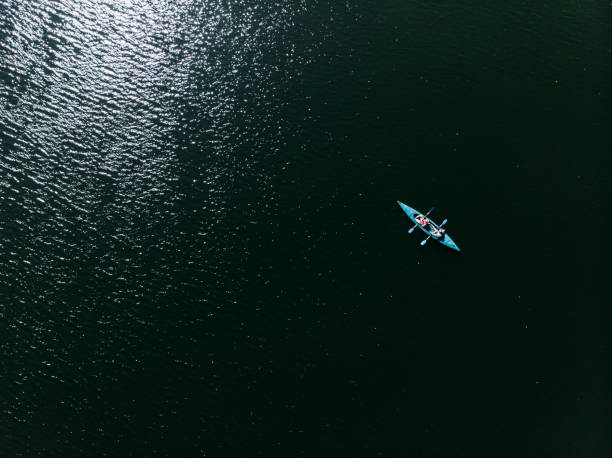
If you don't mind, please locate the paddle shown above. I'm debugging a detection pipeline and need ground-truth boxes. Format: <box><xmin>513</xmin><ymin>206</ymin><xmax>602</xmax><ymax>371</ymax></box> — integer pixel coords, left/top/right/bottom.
<box><xmin>408</xmin><ymin>207</ymin><xmax>435</xmax><ymax>234</ymax></box>
<box><xmin>420</xmin><ymin>218</ymin><xmax>447</xmax><ymax>246</ymax></box>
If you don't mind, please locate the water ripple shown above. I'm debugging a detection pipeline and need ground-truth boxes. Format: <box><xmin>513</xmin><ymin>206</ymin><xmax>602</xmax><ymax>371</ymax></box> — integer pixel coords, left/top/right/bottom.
<box><xmin>1</xmin><ymin>0</ymin><xmax>345</xmax><ymax>450</ymax></box>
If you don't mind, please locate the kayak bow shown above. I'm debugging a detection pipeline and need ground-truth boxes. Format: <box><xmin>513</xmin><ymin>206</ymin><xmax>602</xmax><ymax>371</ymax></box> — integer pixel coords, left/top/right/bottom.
<box><xmin>397</xmin><ymin>201</ymin><xmax>460</xmax><ymax>251</ymax></box>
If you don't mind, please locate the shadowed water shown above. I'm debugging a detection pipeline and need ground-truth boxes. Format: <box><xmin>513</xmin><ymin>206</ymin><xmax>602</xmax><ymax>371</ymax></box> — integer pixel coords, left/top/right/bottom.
<box><xmin>1</xmin><ymin>0</ymin><xmax>610</xmax><ymax>456</ymax></box>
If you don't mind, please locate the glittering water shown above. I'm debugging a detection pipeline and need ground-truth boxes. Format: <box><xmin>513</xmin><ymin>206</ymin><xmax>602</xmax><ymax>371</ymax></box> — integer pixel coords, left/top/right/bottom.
<box><xmin>1</xmin><ymin>0</ymin><xmax>610</xmax><ymax>456</ymax></box>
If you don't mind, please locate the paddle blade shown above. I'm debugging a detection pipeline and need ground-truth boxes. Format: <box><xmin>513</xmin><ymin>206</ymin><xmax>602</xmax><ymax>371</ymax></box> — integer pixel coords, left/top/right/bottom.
<box><xmin>440</xmin><ymin>218</ymin><xmax>448</xmax><ymax>226</ymax></box>
<box><xmin>420</xmin><ymin>237</ymin><xmax>429</xmax><ymax>246</ymax></box>
<box><xmin>408</xmin><ymin>226</ymin><xmax>416</xmax><ymax>234</ymax></box>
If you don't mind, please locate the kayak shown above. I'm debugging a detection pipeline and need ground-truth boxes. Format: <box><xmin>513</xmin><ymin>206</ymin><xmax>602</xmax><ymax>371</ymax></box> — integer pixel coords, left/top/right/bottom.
<box><xmin>397</xmin><ymin>201</ymin><xmax>460</xmax><ymax>251</ymax></box>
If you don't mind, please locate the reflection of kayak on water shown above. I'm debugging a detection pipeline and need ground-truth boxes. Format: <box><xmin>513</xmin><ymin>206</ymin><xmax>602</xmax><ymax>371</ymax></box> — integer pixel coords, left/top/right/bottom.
<box><xmin>396</xmin><ymin>201</ymin><xmax>460</xmax><ymax>252</ymax></box>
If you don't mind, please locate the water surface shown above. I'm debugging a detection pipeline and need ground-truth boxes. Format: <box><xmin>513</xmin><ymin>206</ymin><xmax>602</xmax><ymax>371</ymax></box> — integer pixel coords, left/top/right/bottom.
<box><xmin>1</xmin><ymin>0</ymin><xmax>610</xmax><ymax>456</ymax></box>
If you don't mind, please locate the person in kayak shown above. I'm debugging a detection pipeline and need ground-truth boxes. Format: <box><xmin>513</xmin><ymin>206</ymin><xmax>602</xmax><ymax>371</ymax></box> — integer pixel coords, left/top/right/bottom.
<box><xmin>431</xmin><ymin>227</ymin><xmax>446</xmax><ymax>238</ymax></box>
<box><xmin>415</xmin><ymin>214</ymin><xmax>429</xmax><ymax>227</ymax></box>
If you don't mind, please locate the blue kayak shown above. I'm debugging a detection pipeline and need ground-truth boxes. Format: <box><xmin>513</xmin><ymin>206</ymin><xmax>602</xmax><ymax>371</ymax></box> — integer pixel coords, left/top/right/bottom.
<box><xmin>397</xmin><ymin>201</ymin><xmax>460</xmax><ymax>251</ymax></box>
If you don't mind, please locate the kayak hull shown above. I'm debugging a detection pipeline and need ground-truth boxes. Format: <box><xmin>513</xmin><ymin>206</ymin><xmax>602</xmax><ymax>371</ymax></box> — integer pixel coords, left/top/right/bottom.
<box><xmin>396</xmin><ymin>201</ymin><xmax>460</xmax><ymax>251</ymax></box>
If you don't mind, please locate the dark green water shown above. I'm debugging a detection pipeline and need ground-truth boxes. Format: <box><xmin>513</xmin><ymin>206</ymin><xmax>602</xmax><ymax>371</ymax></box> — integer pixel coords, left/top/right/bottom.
<box><xmin>1</xmin><ymin>0</ymin><xmax>610</xmax><ymax>456</ymax></box>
